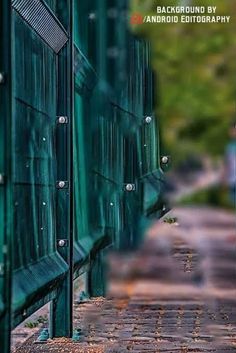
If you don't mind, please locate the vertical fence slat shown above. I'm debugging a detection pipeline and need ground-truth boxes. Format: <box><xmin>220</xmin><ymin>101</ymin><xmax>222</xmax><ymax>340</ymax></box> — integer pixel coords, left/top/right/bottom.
<box><xmin>0</xmin><ymin>2</ymin><xmax>13</xmax><ymax>352</ymax></box>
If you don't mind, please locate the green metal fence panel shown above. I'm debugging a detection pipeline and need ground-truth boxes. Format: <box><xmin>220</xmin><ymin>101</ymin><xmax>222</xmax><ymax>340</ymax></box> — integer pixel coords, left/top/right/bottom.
<box><xmin>72</xmin><ymin>0</ymin><xmax>165</xmax><ymax>257</ymax></box>
<box><xmin>10</xmin><ymin>0</ymin><xmax>73</xmax><ymax>336</ymax></box>
<box><xmin>0</xmin><ymin>1</ymin><xmax>166</xmax><ymax>351</ymax></box>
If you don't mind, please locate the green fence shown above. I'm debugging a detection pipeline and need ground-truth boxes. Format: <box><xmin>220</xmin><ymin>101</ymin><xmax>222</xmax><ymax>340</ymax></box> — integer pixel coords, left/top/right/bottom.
<box><xmin>0</xmin><ymin>1</ymin><xmax>167</xmax><ymax>352</ymax></box>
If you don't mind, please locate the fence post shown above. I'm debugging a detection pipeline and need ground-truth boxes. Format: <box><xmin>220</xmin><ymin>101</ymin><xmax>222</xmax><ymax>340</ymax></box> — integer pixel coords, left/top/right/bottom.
<box><xmin>50</xmin><ymin>0</ymin><xmax>74</xmax><ymax>338</ymax></box>
<box><xmin>0</xmin><ymin>2</ymin><xmax>13</xmax><ymax>352</ymax></box>
<box><xmin>87</xmin><ymin>251</ymin><xmax>107</xmax><ymax>297</ymax></box>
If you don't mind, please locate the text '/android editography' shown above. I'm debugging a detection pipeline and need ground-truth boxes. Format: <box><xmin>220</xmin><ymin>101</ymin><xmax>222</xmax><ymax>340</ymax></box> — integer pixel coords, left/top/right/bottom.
<box><xmin>143</xmin><ymin>6</ymin><xmax>231</xmax><ymax>24</ymax></box>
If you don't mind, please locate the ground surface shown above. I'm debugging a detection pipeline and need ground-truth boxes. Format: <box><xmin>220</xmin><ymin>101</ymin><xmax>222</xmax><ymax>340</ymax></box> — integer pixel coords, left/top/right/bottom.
<box><xmin>14</xmin><ymin>207</ymin><xmax>236</xmax><ymax>353</ymax></box>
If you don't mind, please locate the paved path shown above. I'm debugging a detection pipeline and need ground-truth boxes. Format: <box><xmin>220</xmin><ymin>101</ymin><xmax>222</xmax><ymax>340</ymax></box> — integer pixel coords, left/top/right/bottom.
<box><xmin>15</xmin><ymin>207</ymin><xmax>236</xmax><ymax>352</ymax></box>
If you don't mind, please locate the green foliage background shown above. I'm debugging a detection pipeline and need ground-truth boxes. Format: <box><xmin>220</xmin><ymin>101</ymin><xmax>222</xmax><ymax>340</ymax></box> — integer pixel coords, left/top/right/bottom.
<box><xmin>131</xmin><ymin>0</ymin><xmax>236</xmax><ymax>164</ymax></box>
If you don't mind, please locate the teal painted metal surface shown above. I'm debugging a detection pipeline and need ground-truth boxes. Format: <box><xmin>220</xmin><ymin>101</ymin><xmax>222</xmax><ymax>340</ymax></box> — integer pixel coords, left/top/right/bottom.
<box><xmin>49</xmin><ymin>0</ymin><xmax>73</xmax><ymax>338</ymax></box>
<box><xmin>0</xmin><ymin>3</ymin><xmax>13</xmax><ymax>352</ymax></box>
<box><xmin>0</xmin><ymin>0</ymin><xmax>166</xmax><ymax>351</ymax></box>
<box><xmin>11</xmin><ymin>2</ymin><xmax>73</xmax><ymax>340</ymax></box>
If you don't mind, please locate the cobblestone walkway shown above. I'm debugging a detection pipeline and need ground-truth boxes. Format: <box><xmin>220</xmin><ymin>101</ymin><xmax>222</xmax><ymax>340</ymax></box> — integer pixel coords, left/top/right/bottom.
<box><xmin>15</xmin><ymin>207</ymin><xmax>236</xmax><ymax>353</ymax></box>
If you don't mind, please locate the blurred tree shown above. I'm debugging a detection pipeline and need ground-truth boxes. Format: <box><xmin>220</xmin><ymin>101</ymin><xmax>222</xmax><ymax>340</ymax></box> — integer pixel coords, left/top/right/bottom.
<box><xmin>131</xmin><ymin>0</ymin><xmax>236</xmax><ymax>165</ymax></box>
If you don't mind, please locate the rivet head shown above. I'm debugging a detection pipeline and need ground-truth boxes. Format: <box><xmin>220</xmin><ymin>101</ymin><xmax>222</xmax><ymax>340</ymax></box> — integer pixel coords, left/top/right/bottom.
<box><xmin>58</xmin><ymin>240</ymin><xmax>66</xmax><ymax>247</ymax></box>
<box><xmin>88</xmin><ymin>12</ymin><xmax>96</xmax><ymax>20</ymax></box>
<box><xmin>0</xmin><ymin>264</ymin><xmax>4</xmax><ymax>276</ymax></box>
<box><xmin>0</xmin><ymin>72</ymin><xmax>5</xmax><ymax>84</ymax></box>
<box><xmin>58</xmin><ymin>116</ymin><xmax>66</xmax><ymax>124</ymax></box>
<box><xmin>161</xmin><ymin>156</ymin><xmax>169</xmax><ymax>164</ymax></box>
<box><xmin>58</xmin><ymin>181</ymin><xmax>66</xmax><ymax>188</ymax></box>
<box><xmin>145</xmin><ymin>116</ymin><xmax>152</xmax><ymax>124</ymax></box>
<box><xmin>125</xmin><ymin>184</ymin><xmax>134</xmax><ymax>192</ymax></box>
<box><xmin>0</xmin><ymin>174</ymin><xmax>4</xmax><ymax>185</ymax></box>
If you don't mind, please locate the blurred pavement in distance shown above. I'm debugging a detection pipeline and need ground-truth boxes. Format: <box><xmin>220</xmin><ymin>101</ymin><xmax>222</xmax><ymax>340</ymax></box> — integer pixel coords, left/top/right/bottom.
<box><xmin>15</xmin><ymin>206</ymin><xmax>236</xmax><ymax>353</ymax></box>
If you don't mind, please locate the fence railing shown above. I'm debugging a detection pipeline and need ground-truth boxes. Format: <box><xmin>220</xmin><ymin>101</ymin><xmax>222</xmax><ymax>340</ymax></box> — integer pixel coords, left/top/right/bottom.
<box><xmin>0</xmin><ymin>1</ymin><xmax>168</xmax><ymax>352</ymax></box>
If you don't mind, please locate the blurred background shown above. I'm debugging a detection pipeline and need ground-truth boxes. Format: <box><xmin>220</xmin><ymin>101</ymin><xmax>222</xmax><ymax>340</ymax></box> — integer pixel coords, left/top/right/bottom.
<box><xmin>131</xmin><ymin>0</ymin><xmax>236</xmax><ymax>211</ymax></box>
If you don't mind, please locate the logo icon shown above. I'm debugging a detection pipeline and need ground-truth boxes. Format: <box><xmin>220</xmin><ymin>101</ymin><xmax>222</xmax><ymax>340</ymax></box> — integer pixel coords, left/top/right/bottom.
<box><xmin>130</xmin><ymin>13</ymin><xmax>143</xmax><ymax>25</ymax></box>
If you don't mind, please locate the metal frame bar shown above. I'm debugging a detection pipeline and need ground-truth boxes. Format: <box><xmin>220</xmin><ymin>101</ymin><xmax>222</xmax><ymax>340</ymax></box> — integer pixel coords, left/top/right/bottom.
<box><xmin>0</xmin><ymin>1</ymin><xmax>13</xmax><ymax>352</ymax></box>
<box><xmin>50</xmin><ymin>0</ymin><xmax>73</xmax><ymax>338</ymax></box>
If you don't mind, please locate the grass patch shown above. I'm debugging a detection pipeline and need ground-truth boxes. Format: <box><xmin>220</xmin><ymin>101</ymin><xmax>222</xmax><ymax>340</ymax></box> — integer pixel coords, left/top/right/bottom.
<box><xmin>24</xmin><ymin>315</ymin><xmax>47</xmax><ymax>329</ymax></box>
<box><xmin>177</xmin><ymin>185</ymin><xmax>234</xmax><ymax>210</ymax></box>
